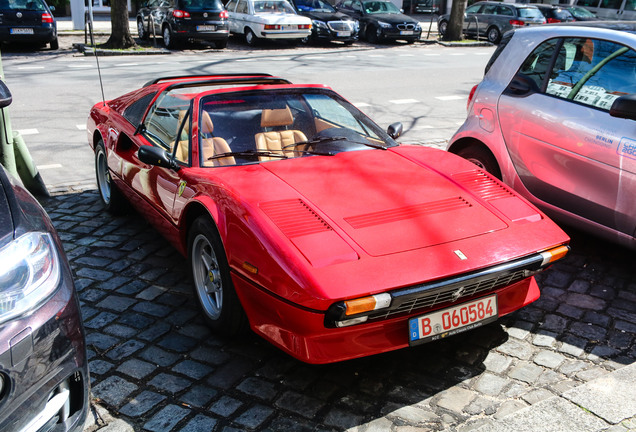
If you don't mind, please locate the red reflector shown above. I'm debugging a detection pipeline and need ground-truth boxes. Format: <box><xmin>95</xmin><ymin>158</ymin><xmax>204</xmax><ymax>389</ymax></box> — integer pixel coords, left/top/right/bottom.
<box><xmin>173</xmin><ymin>9</ymin><xmax>190</xmax><ymax>18</ymax></box>
<box><xmin>264</xmin><ymin>24</ymin><xmax>280</xmax><ymax>30</ymax></box>
<box><xmin>467</xmin><ymin>84</ymin><xmax>477</xmax><ymax>111</ymax></box>
<box><xmin>41</xmin><ymin>13</ymin><xmax>53</xmax><ymax>23</ymax></box>
<box><xmin>509</xmin><ymin>19</ymin><xmax>524</xmax><ymax>27</ymax></box>
<box><xmin>547</xmin><ymin>18</ymin><xmax>561</xmax><ymax>23</ymax></box>
<box><xmin>220</xmin><ymin>10</ymin><xmax>229</xmax><ymax>19</ymax></box>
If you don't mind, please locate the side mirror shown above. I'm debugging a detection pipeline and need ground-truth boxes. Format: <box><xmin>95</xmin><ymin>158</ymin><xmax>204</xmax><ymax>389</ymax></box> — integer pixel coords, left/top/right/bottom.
<box><xmin>503</xmin><ymin>73</ymin><xmax>540</xmax><ymax>97</ymax></box>
<box><xmin>49</xmin><ymin>5</ymin><xmax>55</xmax><ymax>11</ymax></box>
<box><xmin>387</xmin><ymin>122</ymin><xmax>403</xmax><ymax>139</ymax></box>
<box><xmin>138</xmin><ymin>145</ymin><xmax>180</xmax><ymax>170</ymax></box>
<box><xmin>0</xmin><ymin>80</ymin><xmax>13</xmax><ymax>109</ymax></box>
<box><xmin>610</xmin><ymin>94</ymin><xmax>636</xmax><ymax>121</ymax></box>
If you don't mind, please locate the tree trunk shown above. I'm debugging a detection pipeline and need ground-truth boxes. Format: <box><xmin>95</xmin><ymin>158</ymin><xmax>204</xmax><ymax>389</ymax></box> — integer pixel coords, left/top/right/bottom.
<box><xmin>102</xmin><ymin>0</ymin><xmax>136</xmax><ymax>49</ymax></box>
<box><xmin>445</xmin><ymin>0</ymin><xmax>467</xmax><ymax>41</ymax></box>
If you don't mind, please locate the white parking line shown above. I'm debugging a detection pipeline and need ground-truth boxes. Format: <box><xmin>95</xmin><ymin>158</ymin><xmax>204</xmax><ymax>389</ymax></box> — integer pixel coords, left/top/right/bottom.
<box><xmin>76</xmin><ymin>124</ymin><xmax>87</xmax><ymax>130</ymax></box>
<box><xmin>390</xmin><ymin>99</ymin><xmax>419</xmax><ymax>105</ymax></box>
<box><xmin>236</xmin><ymin>58</ymin><xmax>255</xmax><ymax>62</ymax></box>
<box><xmin>450</xmin><ymin>53</ymin><xmax>466</xmax><ymax>56</ymax></box>
<box><xmin>436</xmin><ymin>95</ymin><xmax>465</xmax><ymax>101</ymax></box>
<box><xmin>423</xmin><ymin>53</ymin><xmax>441</xmax><ymax>56</ymax></box>
<box><xmin>37</xmin><ymin>164</ymin><xmax>63</xmax><ymax>170</ymax></box>
<box><xmin>16</xmin><ymin>129</ymin><xmax>39</xmax><ymax>136</ymax></box>
<box><xmin>116</xmin><ymin>63</ymin><xmax>140</xmax><ymax>67</ymax></box>
<box><xmin>17</xmin><ymin>66</ymin><xmax>45</xmax><ymax>70</ymax></box>
<box><xmin>69</xmin><ymin>64</ymin><xmax>94</xmax><ymax>68</ymax></box>
<box><xmin>368</xmin><ymin>54</ymin><xmax>385</xmax><ymax>57</ymax></box>
<box><xmin>303</xmin><ymin>56</ymin><xmax>327</xmax><ymax>60</ymax></box>
<box><xmin>354</xmin><ymin>102</ymin><xmax>371</xmax><ymax>107</ymax></box>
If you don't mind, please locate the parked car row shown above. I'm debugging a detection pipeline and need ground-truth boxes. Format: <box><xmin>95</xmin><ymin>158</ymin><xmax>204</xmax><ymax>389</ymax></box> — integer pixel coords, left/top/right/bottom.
<box><xmin>136</xmin><ymin>0</ymin><xmax>422</xmax><ymax>48</ymax></box>
<box><xmin>437</xmin><ymin>1</ymin><xmax>606</xmax><ymax>44</ymax></box>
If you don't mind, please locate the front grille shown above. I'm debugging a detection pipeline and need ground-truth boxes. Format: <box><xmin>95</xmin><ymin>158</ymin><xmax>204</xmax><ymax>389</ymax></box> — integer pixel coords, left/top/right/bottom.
<box><xmin>397</xmin><ymin>23</ymin><xmax>416</xmax><ymax>30</ymax></box>
<box><xmin>327</xmin><ymin>21</ymin><xmax>355</xmax><ymax>32</ymax></box>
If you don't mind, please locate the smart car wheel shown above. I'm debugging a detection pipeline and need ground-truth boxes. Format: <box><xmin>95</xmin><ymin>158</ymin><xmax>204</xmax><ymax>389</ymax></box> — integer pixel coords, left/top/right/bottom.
<box><xmin>189</xmin><ymin>216</ymin><xmax>248</xmax><ymax>336</ymax></box>
<box><xmin>456</xmin><ymin>146</ymin><xmax>502</xmax><ymax>180</ymax></box>
<box><xmin>487</xmin><ymin>26</ymin><xmax>501</xmax><ymax>44</ymax></box>
<box><xmin>138</xmin><ymin>19</ymin><xmax>148</xmax><ymax>40</ymax></box>
<box><xmin>438</xmin><ymin>20</ymin><xmax>448</xmax><ymax>36</ymax></box>
<box><xmin>95</xmin><ymin>140</ymin><xmax>127</xmax><ymax>214</ymax></box>
<box><xmin>245</xmin><ymin>28</ymin><xmax>257</xmax><ymax>46</ymax></box>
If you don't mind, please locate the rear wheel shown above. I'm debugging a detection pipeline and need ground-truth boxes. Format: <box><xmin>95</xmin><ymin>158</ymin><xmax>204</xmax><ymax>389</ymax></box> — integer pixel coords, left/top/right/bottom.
<box><xmin>245</xmin><ymin>28</ymin><xmax>258</xmax><ymax>46</ymax></box>
<box><xmin>50</xmin><ymin>37</ymin><xmax>58</xmax><ymax>50</ymax></box>
<box><xmin>214</xmin><ymin>38</ymin><xmax>228</xmax><ymax>49</ymax></box>
<box><xmin>138</xmin><ymin>19</ymin><xmax>148</xmax><ymax>40</ymax></box>
<box><xmin>95</xmin><ymin>139</ymin><xmax>128</xmax><ymax>214</ymax></box>
<box><xmin>163</xmin><ymin>25</ymin><xmax>177</xmax><ymax>48</ymax></box>
<box><xmin>188</xmin><ymin>216</ymin><xmax>248</xmax><ymax>336</ymax></box>
<box><xmin>486</xmin><ymin>26</ymin><xmax>501</xmax><ymax>44</ymax></box>
<box><xmin>456</xmin><ymin>146</ymin><xmax>502</xmax><ymax>180</ymax></box>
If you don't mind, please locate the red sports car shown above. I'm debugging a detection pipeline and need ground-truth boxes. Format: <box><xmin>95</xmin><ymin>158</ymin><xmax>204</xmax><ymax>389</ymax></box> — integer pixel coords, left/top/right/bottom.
<box><xmin>87</xmin><ymin>74</ymin><xmax>570</xmax><ymax>364</ymax></box>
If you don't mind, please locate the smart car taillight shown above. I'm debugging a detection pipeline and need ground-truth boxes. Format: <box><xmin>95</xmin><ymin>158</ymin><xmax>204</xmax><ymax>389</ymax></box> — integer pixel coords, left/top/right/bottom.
<box><xmin>220</xmin><ymin>9</ymin><xmax>229</xmax><ymax>19</ymax></box>
<box><xmin>509</xmin><ymin>19</ymin><xmax>524</xmax><ymax>27</ymax></box>
<box><xmin>467</xmin><ymin>84</ymin><xmax>477</xmax><ymax>111</ymax></box>
<box><xmin>41</xmin><ymin>13</ymin><xmax>54</xmax><ymax>23</ymax></box>
<box><xmin>173</xmin><ymin>9</ymin><xmax>191</xmax><ymax>18</ymax></box>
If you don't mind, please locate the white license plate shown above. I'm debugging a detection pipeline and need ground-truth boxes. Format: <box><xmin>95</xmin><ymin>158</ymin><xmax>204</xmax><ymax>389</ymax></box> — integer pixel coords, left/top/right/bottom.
<box><xmin>400</xmin><ymin>30</ymin><xmax>414</xmax><ymax>35</ymax></box>
<box><xmin>409</xmin><ymin>294</ymin><xmax>498</xmax><ymax>345</ymax></box>
<box><xmin>281</xmin><ymin>25</ymin><xmax>293</xmax><ymax>30</ymax></box>
<box><xmin>10</xmin><ymin>28</ymin><xmax>34</xmax><ymax>35</ymax></box>
<box><xmin>336</xmin><ymin>31</ymin><xmax>351</xmax><ymax>37</ymax></box>
<box><xmin>197</xmin><ymin>25</ymin><xmax>216</xmax><ymax>31</ymax></box>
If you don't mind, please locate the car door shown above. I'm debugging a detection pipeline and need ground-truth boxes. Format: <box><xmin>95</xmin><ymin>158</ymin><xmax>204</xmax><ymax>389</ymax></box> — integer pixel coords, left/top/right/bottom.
<box><xmin>464</xmin><ymin>3</ymin><xmax>485</xmax><ymax>37</ymax></box>
<box><xmin>226</xmin><ymin>0</ymin><xmax>239</xmax><ymax>32</ymax></box>
<box><xmin>497</xmin><ymin>36</ymin><xmax>636</xmax><ymax>235</ymax></box>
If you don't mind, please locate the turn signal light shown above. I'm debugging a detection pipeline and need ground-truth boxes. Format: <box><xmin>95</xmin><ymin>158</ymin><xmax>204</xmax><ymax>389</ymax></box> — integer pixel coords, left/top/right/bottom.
<box><xmin>540</xmin><ymin>245</ymin><xmax>570</xmax><ymax>266</ymax></box>
<box><xmin>344</xmin><ymin>293</ymin><xmax>391</xmax><ymax>316</ymax></box>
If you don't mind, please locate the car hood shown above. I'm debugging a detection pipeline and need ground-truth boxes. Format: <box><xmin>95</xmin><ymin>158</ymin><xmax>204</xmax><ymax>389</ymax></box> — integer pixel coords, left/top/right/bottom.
<box><xmin>365</xmin><ymin>13</ymin><xmax>417</xmax><ymax>24</ymax></box>
<box><xmin>261</xmin><ymin>147</ymin><xmax>513</xmax><ymax>257</ymax></box>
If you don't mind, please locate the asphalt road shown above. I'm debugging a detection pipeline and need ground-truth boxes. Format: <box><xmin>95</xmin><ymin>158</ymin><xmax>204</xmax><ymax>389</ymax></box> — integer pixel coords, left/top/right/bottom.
<box><xmin>1</xmin><ymin>36</ymin><xmax>494</xmax><ymax>190</ymax></box>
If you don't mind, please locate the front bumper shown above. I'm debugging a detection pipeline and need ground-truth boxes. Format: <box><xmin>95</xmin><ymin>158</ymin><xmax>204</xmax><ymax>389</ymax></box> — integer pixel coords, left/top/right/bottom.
<box><xmin>0</xmin><ymin>266</ymin><xmax>89</xmax><ymax>432</ymax></box>
<box><xmin>381</xmin><ymin>27</ymin><xmax>421</xmax><ymax>40</ymax></box>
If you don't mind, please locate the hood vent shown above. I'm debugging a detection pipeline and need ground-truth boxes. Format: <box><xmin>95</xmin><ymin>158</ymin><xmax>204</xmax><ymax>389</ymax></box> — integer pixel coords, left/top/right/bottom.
<box><xmin>345</xmin><ymin>197</ymin><xmax>471</xmax><ymax>229</ymax></box>
<box><xmin>260</xmin><ymin>199</ymin><xmax>332</xmax><ymax>238</ymax></box>
<box><xmin>452</xmin><ymin>171</ymin><xmax>514</xmax><ymax>201</ymax></box>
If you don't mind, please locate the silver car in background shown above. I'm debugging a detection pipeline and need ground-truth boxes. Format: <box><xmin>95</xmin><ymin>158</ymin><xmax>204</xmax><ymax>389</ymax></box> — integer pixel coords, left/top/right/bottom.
<box><xmin>447</xmin><ymin>22</ymin><xmax>636</xmax><ymax>249</ymax></box>
<box><xmin>437</xmin><ymin>1</ymin><xmax>546</xmax><ymax>44</ymax></box>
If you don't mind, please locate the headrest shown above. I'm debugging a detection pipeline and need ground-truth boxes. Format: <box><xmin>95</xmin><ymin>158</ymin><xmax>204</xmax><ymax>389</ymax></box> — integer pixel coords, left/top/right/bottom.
<box><xmin>201</xmin><ymin>110</ymin><xmax>214</xmax><ymax>134</ymax></box>
<box><xmin>261</xmin><ymin>107</ymin><xmax>293</xmax><ymax>128</ymax></box>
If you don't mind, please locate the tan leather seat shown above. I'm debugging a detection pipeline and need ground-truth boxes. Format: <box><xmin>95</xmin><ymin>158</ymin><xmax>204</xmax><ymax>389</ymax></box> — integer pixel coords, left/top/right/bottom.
<box><xmin>175</xmin><ymin>110</ymin><xmax>235</xmax><ymax>167</ymax></box>
<box><xmin>255</xmin><ymin>107</ymin><xmax>307</xmax><ymax>161</ymax></box>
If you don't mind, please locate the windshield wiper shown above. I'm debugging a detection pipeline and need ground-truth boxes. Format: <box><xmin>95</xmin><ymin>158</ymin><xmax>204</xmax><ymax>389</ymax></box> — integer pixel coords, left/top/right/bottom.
<box><xmin>283</xmin><ymin>135</ymin><xmax>347</xmax><ymax>150</ymax></box>
<box><xmin>208</xmin><ymin>150</ymin><xmax>289</xmax><ymax>160</ymax></box>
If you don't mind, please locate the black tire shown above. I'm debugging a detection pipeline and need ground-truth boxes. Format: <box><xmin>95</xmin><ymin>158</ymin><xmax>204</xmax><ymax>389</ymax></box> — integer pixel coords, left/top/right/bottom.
<box><xmin>163</xmin><ymin>25</ymin><xmax>177</xmax><ymax>49</ymax></box>
<box><xmin>487</xmin><ymin>26</ymin><xmax>501</xmax><ymax>44</ymax></box>
<box><xmin>214</xmin><ymin>38</ymin><xmax>228</xmax><ymax>49</ymax></box>
<box><xmin>95</xmin><ymin>139</ymin><xmax>128</xmax><ymax>214</ymax></box>
<box><xmin>438</xmin><ymin>20</ymin><xmax>448</xmax><ymax>36</ymax></box>
<box><xmin>138</xmin><ymin>19</ymin><xmax>148</xmax><ymax>40</ymax></box>
<box><xmin>245</xmin><ymin>28</ymin><xmax>257</xmax><ymax>46</ymax></box>
<box><xmin>366</xmin><ymin>26</ymin><xmax>381</xmax><ymax>43</ymax></box>
<box><xmin>50</xmin><ymin>37</ymin><xmax>58</xmax><ymax>50</ymax></box>
<box><xmin>456</xmin><ymin>146</ymin><xmax>502</xmax><ymax>180</ymax></box>
<box><xmin>188</xmin><ymin>215</ymin><xmax>249</xmax><ymax>336</ymax></box>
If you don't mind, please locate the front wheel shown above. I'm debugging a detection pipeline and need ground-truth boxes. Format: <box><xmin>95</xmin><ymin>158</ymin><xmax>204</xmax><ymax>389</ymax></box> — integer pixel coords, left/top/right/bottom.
<box><xmin>95</xmin><ymin>139</ymin><xmax>128</xmax><ymax>214</ymax></box>
<box><xmin>188</xmin><ymin>216</ymin><xmax>248</xmax><ymax>336</ymax></box>
<box><xmin>456</xmin><ymin>146</ymin><xmax>502</xmax><ymax>180</ymax></box>
<box><xmin>438</xmin><ymin>20</ymin><xmax>448</xmax><ymax>36</ymax></box>
<box><xmin>366</xmin><ymin>26</ymin><xmax>381</xmax><ymax>44</ymax></box>
<box><xmin>245</xmin><ymin>28</ymin><xmax>258</xmax><ymax>46</ymax></box>
<box><xmin>486</xmin><ymin>26</ymin><xmax>501</xmax><ymax>44</ymax></box>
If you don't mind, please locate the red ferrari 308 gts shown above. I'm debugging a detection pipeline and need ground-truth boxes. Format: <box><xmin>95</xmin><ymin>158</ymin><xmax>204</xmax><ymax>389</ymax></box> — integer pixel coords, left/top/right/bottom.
<box><xmin>87</xmin><ymin>74</ymin><xmax>569</xmax><ymax>364</ymax></box>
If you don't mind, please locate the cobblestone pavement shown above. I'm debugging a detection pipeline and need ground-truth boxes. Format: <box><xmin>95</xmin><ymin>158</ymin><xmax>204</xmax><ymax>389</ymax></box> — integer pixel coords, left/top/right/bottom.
<box><xmin>40</xmin><ymin>189</ymin><xmax>635</xmax><ymax>432</ymax></box>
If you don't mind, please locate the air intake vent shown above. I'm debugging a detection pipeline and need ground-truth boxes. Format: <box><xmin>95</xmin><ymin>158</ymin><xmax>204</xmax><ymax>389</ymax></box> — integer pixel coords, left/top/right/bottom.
<box><xmin>453</xmin><ymin>171</ymin><xmax>514</xmax><ymax>200</ymax></box>
<box><xmin>345</xmin><ymin>197</ymin><xmax>471</xmax><ymax>229</ymax></box>
<box><xmin>260</xmin><ymin>199</ymin><xmax>332</xmax><ymax>238</ymax></box>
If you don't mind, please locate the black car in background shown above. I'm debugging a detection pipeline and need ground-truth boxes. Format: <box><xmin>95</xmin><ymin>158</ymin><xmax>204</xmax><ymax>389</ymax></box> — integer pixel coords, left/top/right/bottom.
<box><xmin>336</xmin><ymin>0</ymin><xmax>421</xmax><ymax>43</ymax></box>
<box><xmin>534</xmin><ymin>4</ymin><xmax>575</xmax><ymax>23</ymax></box>
<box><xmin>0</xmin><ymin>0</ymin><xmax>58</xmax><ymax>49</ymax></box>
<box><xmin>292</xmin><ymin>0</ymin><xmax>359</xmax><ymax>44</ymax></box>
<box><xmin>567</xmin><ymin>6</ymin><xmax>601</xmax><ymax>21</ymax></box>
<box><xmin>137</xmin><ymin>0</ymin><xmax>230</xmax><ymax>49</ymax></box>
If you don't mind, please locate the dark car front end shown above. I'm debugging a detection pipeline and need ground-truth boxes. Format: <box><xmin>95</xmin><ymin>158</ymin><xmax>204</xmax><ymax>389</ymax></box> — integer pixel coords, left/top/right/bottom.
<box><xmin>293</xmin><ymin>0</ymin><xmax>358</xmax><ymax>43</ymax></box>
<box><xmin>0</xmin><ymin>166</ymin><xmax>89</xmax><ymax>432</ymax></box>
<box><xmin>371</xmin><ymin>14</ymin><xmax>421</xmax><ymax>41</ymax></box>
<box><xmin>0</xmin><ymin>0</ymin><xmax>57</xmax><ymax>47</ymax></box>
<box><xmin>169</xmin><ymin>0</ymin><xmax>229</xmax><ymax>44</ymax></box>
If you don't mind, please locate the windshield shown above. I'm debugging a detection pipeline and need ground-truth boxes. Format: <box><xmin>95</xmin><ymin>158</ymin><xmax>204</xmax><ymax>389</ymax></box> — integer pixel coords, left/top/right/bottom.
<box><xmin>362</xmin><ymin>0</ymin><xmax>400</xmax><ymax>14</ymax></box>
<box><xmin>179</xmin><ymin>0</ymin><xmax>224</xmax><ymax>10</ymax></box>
<box><xmin>197</xmin><ymin>89</ymin><xmax>397</xmax><ymax>167</ymax></box>
<box><xmin>254</xmin><ymin>0</ymin><xmax>296</xmax><ymax>13</ymax></box>
<box><xmin>295</xmin><ymin>0</ymin><xmax>335</xmax><ymax>12</ymax></box>
<box><xmin>569</xmin><ymin>6</ymin><xmax>596</xmax><ymax>17</ymax></box>
<box><xmin>518</xmin><ymin>7</ymin><xmax>544</xmax><ymax>19</ymax></box>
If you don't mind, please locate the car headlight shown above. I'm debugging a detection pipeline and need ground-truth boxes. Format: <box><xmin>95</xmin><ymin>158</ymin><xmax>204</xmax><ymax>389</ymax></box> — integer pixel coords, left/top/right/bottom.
<box><xmin>0</xmin><ymin>232</ymin><xmax>61</xmax><ymax>324</ymax></box>
<box><xmin>415</xmin><ymin>23</ymin><xmax>421</xmax><ymax>30</ymax></box>
<box><xmin>378</xmin><ymin>21</ymin><xmax>391</xmax><ymax>28</ymax></box>
<box><xmin>313</xmin><ymin>20</ymin><xmax>328</xmax><ymax>30</ymax></box>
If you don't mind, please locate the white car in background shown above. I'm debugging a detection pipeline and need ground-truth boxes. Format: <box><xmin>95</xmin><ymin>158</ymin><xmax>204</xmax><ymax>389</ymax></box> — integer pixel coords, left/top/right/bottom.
<box><xmin>226</xmin><ymin>0</ymin><xmax>312</xmax><ymax>45</ymax></box>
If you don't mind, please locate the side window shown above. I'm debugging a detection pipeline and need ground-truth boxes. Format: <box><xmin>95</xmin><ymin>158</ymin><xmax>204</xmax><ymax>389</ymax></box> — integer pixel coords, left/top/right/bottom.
<box><xmin>518</xmin><ymin>37</ymin><xmax>560</xmax><ymax>90</ymax></box>
<box><xmin>482</xmin><ymin>4</ymin><xmax>497</xmax><ymax>14</ymax></box>
<box><xmin>498</xmin><ymin>6</ymin><xmax>514</xmax><ymax>16</ymax></box>
<box><xmin>465</xmin><ymin>4</ymin><xmax>482</xmax><ymax>13</ymax></box>
<box><xmin>226</xmin><ymin>0</ymin><xmax>237</xmax><ymax>10</ymax></box>
<box><xmin>123</xmin><ymin>92</ymin><xmax>156</xmax><ymax>128</ymax></box>
<box><xmin>576</xmin><ymin>0</ymin><xmax>600</xmax><ymax>6</ymax></box>
<box><xmin>546</xmin><ymin>38</ymin><xmax>636</xmax><ymax>110</ymax></box>
<box><xmin>144</xmin><ymin>93</ymin><xmax>190</xmax><ymax>151</ymax></box>
<box><xmin>236</xmin><ymin>0</ymin><xmax>247</xmax><ymax>13</ymax></box>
